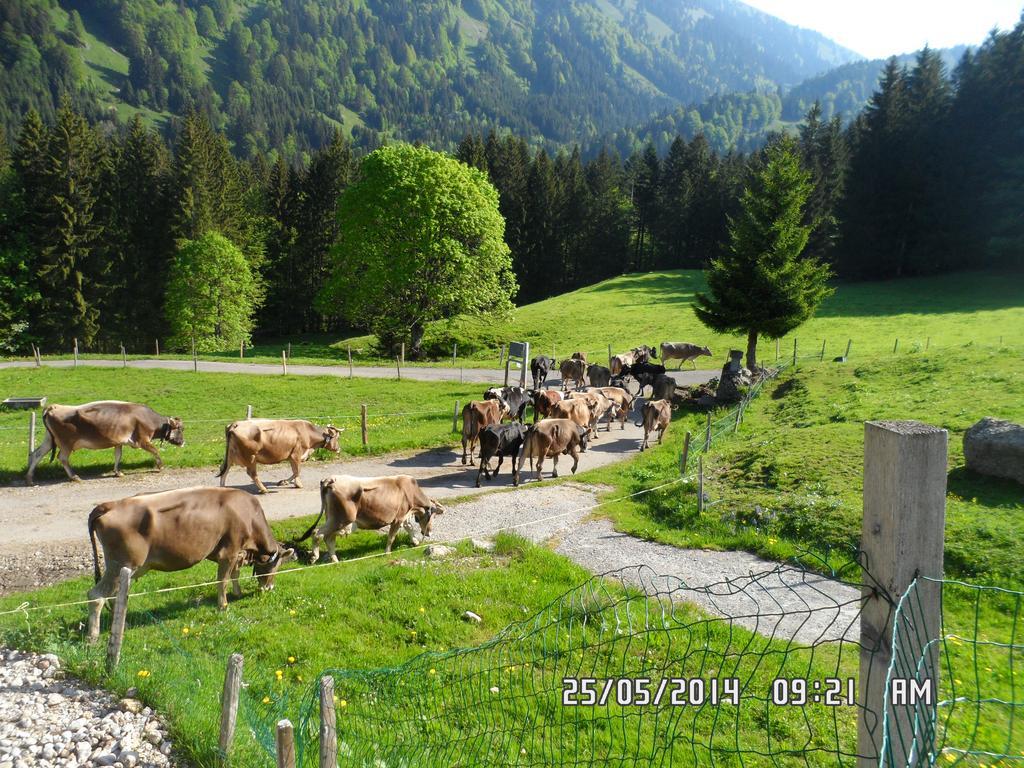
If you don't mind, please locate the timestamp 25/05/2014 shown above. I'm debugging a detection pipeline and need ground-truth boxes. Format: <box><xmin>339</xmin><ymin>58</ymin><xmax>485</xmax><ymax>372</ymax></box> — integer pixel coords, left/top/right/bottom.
<box><xmin>561</xmin><ymin>678</ymin><xmax>857</xmax><ymax>707</ymax></box>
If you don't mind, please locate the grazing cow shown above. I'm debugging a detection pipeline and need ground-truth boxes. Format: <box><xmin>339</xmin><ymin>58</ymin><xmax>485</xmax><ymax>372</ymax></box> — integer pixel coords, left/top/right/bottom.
<box><xmin>571</xmin><ymin>351</ymin><xmax>588</xmax><ymax>364</ymax></box>
<box><xmin>609</xmin><ymin>352</ymin><xmax>635</xmax><ymax>377</ymax></box>
<box><xmin>623</xmin><ymin>361</ymin><xmax>668</xmax><ymax>396</ymax></box>
<box><xmin>660</xmin><ymin>342</ymin><xmax>713</xmax><ymax>370</ymax></box>
<box><xmin>587</xmin><ymin>364</ymin><xmax>611</xmax><ymax>388</ymax></box>
<box><xmin>638</xmin><ymin>400</ymin><xmax>675</xmax><ymax>451</ymax></box>
<box><xmin>516</xmin><ymin>420</ymin><xmax>589</xmax><ymax>484</ymax></box>
<box><xmin>217</xmin><ymin>419</ymin><xmax>340</xmax><ymax>493</ymax></box>
<box><xmin>87</xmin><ymin>487</ymin><xmax>295</xmax><ymax>639</ymax></box>
<box><xmin>461</xmin><ymin>400</ymin><xmax>509</xmax><ymax>464</ymax></box>
<box><xmin>559</xmin><ymin>359</ymin><xmax>586</xmax><ymax>391</ymax></box>
<box><xmin>26</xmin><ymin>401</ymin><xmax>184</xmax><ymax>484</ymax></box>
<box><xmin>632</xmin><ymin>345</ymin><xmax>659</xmax><ymax>364</ymax></box>
<box><xmin>530</xmin><ymin>356</ymin><xmax>556</xmax><ymax>389</ymax></box>
<box><xmin>567</xmin><ymin>390</ymin><xmax>619</xmax><ymax>435</ymax></box>
<box><xmin>476</xmin><ymin>423</ymin><xmax>528</xmax><ymax>487</ymax></box>
<box><xmin>484</xmin><ymin>386</ymin><xmax>529</xmax><ymax>423</ymax></box>
<box><xmin>549</xmin><ymin>398</ymin><xmax>594</xmax><ymax>441</ymax></box>
<box><xmin>529</xmin><ymin>389</ymin><xmax>564</xmax><ymax>423</ymax></box>
<box><xmin>593</xmin><ymin>386</ymin><xmax>634</xmax><ymax>430</ymax></box>
<box><xmin>652</xmin><ymin>374</ymin><xmax>677</xmax><ymax>402</ymax></box>
<box><xmin>300</xmin><ymin>475</ymin><xmax>446</xmax><ymax>561</ymax></box>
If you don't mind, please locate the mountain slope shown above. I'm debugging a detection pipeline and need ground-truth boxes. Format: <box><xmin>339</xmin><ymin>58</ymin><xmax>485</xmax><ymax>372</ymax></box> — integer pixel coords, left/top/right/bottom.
<box><xmin>0</xmin><ymin>0</ymin><xmax>859</xmax><ymax>155</ymax></box>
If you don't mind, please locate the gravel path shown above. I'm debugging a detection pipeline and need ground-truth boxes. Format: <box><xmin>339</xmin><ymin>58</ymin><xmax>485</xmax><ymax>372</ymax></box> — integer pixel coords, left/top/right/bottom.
<box><xmin>0</xmin><ymin>358</ymin><xmax>719</xmax><ymax>387</ymax></box>
<box><xmin>0</xmin><ymin>650</ymin><xmax>177</xmax><ymax>768</ymax></box>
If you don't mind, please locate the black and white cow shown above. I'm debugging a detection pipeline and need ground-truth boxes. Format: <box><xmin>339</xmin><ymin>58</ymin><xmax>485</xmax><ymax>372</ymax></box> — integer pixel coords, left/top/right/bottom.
<box><xmin>484</xmin><ymin>386</ymin><xmax>530</xmax><ymax>423</ymax></box>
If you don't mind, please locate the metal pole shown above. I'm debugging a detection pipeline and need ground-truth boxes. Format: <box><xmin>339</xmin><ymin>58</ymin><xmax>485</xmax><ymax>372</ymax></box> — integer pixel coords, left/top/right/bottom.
<box><xmin>276</xmin><ymin>720</ymin><xmax>296</xmax><ymax>768</ymax></box>
<box><xmin>319</xmin><ymin>676</ymin><xmax>337</xmax><ymax>768</ymax></box>
<box><xmin>452</xmin><ymin>401</ymin><xmax>460</xmax><ymax>433</ymax></box>
<box><xmin>360</xmin><ymin>404</ymin><xmax>368</xmax><ymax>448</ymax></box>
<box><xmin>857</xmin><ymin>421</ymin><xmax>947</xmax><ymax>767</ymax></box>
<box><xmin>106</xmin><ymin>567</ymin><xmax>132</xmax><ymax>672</ymax></box>
<box><xmin>680</xmin><ymin>431</ymin><xmax>691</xmax><ymax>474</ymax></box>
<box><xmin>218</xmin><ymin>653</ymin><xmax>244</xmax><ymax>757</ymax></box>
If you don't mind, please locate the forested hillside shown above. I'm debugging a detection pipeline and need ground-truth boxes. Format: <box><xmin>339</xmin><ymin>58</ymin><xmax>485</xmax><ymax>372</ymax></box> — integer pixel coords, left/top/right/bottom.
<box><xmin>1</xmin><ymin>0</ymin><xmax>858</xmax><ymax>157</ymax></box>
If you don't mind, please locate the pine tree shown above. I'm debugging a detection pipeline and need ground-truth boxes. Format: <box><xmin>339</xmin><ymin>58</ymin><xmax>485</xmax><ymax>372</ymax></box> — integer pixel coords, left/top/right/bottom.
<box><xmin>694</xmin><ymin>137</ymin><xmax>832</xmax><ymax>369</ymax></box>
<box><xmin>798</xmin><ymin>103</ymin><xmax>848</xmax><ymax>263</ymax></box>
<box><xmin>520</xmin><ymin>149</ymin><xmax>558</xmax><ymax>301</ymax></box>
<box><xmin>455</xmin><ymin>133</ymin><xmax>487</xmax><ymax>172</ymax></box>
<box><xmin>628</xmin><ymin>144</ymin><xmax>659</xmax><ymax>271</ymax></box>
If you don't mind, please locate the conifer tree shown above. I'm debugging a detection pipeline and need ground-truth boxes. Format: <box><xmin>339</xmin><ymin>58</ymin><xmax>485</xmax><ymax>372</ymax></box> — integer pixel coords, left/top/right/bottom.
<box><xmin>695</xmin><ymin>137</ymin><xmax>831</xmax><ymax>369</ymax></box>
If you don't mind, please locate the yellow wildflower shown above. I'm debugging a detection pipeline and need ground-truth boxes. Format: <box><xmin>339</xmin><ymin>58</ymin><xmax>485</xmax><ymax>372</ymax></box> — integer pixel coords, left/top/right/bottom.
<box><xmin>181</xmin><ymin>626</ymin><xmax>190</xmax><ymax>635</ymax></box>
<box><xmin>288</xmin><ymin>656</ymin><xmax>296</xmax><ymax>664</ymax></box>
<box><xmin>136</xmin><ymin>669</ymin><xmax>150</xmax><ymax>678</ymax></box>
<box><xmin>262</xmin><ymin>696</ymin><xmax>270</xmax><ymax>704</ymax></box>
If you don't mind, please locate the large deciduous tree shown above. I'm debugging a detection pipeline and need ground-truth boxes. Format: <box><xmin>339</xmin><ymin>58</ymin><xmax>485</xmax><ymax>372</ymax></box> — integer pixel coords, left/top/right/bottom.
<box><xmin>319</xmin><ymin>144</ymin><xmax>516</xmax><ymax>356</ymax></box>
<box><xmin>165</xmin><ymin>231</ymin><xmax>260</xmax><ymax>353</ymax></box>
<box><xmin>694</xmin><ymin>137</ymin><xmax>832</xmax><ymax>370</ymax></box>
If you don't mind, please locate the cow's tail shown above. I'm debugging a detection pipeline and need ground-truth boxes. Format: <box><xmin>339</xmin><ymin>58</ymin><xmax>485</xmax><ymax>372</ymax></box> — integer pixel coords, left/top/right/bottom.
<box><xmin>297</xmin><ymin>479</ymin><xmax>331</xmax><ymax>542</ymax></box>
<box><xmin>88</xmin><ymin>504</ymin><xmax>109</xmax><ymax>583</ymax></box>
<box><xmin>214</xmin><ymin>423</ymin><xmax>235</xmax><ymax>478</ymax></box>
<box><xmin>41</xmin><ymin>406</ymin><xmax>57</xmax><ymax>463</ymax></box>
<box><xmin>462</xmin><ymin>404</ymin><xmax>477</xmax><ymax>440</ymax></box>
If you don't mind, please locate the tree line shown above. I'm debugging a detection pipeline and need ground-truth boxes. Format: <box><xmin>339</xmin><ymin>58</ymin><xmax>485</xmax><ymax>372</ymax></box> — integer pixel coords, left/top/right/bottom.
<box><xmin>0</xmin><ymin>19</ymin><xmax>1021</xmax><ymax>354</ymax></box>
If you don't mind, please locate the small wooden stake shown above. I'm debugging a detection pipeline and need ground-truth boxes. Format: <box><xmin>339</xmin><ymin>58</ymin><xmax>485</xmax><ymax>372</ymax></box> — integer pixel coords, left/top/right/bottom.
<box><xmin>276</xmin><ymin>719</ymin><xmax>296</xmax><ymax>768</ymax></box>
<box><xmin>452</xmin><ymin>401</ymin><xmax>460</xmax><ymax>433</ymax></box>
<box><xmin>218</xmin><ymin>653</ymin><xmax>244</xmax><ymax>757</ymax></box>
<box><xmin>35</xmin><ymin>344</ymin><xmax>42</xmax><ymax>366</ymax></box>
<box><xmin>792</xmin><ymin>338</ymin><xmax>797</xmax><ymax>367</ymax></box>
<box><xmin>319</xmin><ymin>676</ymin><xmax>337</xmax><ymax>768</ymax></box>
<box><xmin>282</xmin><ymin>350</ymin><xmax>288</xmax><ymax>375</ymax></box>
<box><xmin>246</xmin><ymin>405</ymin><xmax>253</xmax><ymax>420</ymax></box>
<box><xmin>697</xmin><ymin>456</ymin><xmax>704</xmax><ymax>514</ymax></box>
<box><xmin>819</xmin><ymin>339</ymin><xmax>826</xmax><ymax>362</ymax></box>
<box><xmin>395</xmin><ymin>355</ymin><xmax>401</xmax><ymax>380</ymax></box>
<box><xmin>704</xmin><ymin>412</ymin><xmax>712</xmax><ymax>451</ymax></box>
<box><xmin>28</xmin><ymin>411</ymin><xmax>36</xmax><ymax>459</ymax></box>
<box><xmin>845</xmin><ymin>339</ymin><xmax>852</xmax><ymax>359</ymax></box>
<box><xmin>106</xmin><ymin>567</ymin><xmax>132</xmax><ymax>672</ymax></box>
<box><xmin>893</xmin><ymin>338</ymin><xmax>899</xmax><ymax>354</ymax></box>
<box><xmin>680</xmin><ymin>431</ymin><xmax>691</xmax><ymax>474</ymax></box>
<box><xmin>360</xmin><ymin>404</ymin><xmax>368</xmax><ymax>448</ymax></box>
<box><xmin>348</xmin><ymin>344</ymin><xmax>353</xmax><ymax>379</ymax></box>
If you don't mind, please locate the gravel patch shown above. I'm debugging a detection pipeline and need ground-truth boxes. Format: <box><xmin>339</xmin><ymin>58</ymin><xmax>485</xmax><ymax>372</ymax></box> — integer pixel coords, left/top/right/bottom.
<box><xmin>0</xmin><ymin>649</ymin><xmax>177</xmax><ymax>767</ymax></box>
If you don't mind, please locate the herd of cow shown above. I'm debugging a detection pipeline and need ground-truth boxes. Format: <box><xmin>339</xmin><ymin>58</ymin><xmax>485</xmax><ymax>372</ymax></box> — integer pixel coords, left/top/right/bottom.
<box><xmin>18</xmin><ymin>339</ymin><xmax>711</xmax><ymax>633</ymax></box>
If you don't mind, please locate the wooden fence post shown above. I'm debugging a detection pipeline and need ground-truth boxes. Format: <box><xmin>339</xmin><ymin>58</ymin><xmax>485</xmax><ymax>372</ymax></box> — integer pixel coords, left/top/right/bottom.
<box><xmin>106</xmin><ymin>567</ymin><xmax>132</xmax><ymax>672</ymax></box>
<box><xmin>680</xmin><ymin>431</ymin><xmax>691</xmax><ymax>475</ymax></box>
<box><xmin>281</xmin><ymin>350</ymin><xmax>288</xmax><ymax>375</ymax></box>
<box><xmin>704</xmin><ymin>412</ymin><xmax>712</xmax><ymax>451</ymax></box>
<box><xmin>607</xmin><ymin>343</ymin><xmax>612</xmax><ymax>370</ymax></box>
<box><xmin>792</xmin><ymin>338</ymin><xmax>797</xmax><ymax>367</ymax></box>
<box><xmin>155</xmin><ymin>339</ymin><xmax>160</xmax><ymax>358</ymax></box>
<box><xmin>819</xmin><ymin>340</ymin><xmax>826</xmax><ymax>362</ymax></box>
<box><xmin>845</xmin><ymin>339</ymin><xmax>852</xmax><ymax>359</ymax></box>
<box><xmin>395</xmin><ymin>355</ymin><xmax>401</xmax><ymax>380</ymax></box>
<box><xmin>276</xmin><ymin>719</ymin><xmax>296</xmax><ymax>768</ymax></box>
<box><xmin>192</xmin><ymin>337</ymin><xmax>198</xmax><ymax>372</ymax></box>
<box><xmin>775</xmin><ymin>338</ymin><xmax>779</xmax><ymax>361</ymax></box>
<box><xmin>400</xmin><ymin>342</ymin><xmax>405</xmax><ymax>365</ymax></box>
<box><xmin>319</xmin><ymin>675</ymin><xmax>337</xmax><ymax>768</ymax></box>
<box><xmin>360</xmin><ymin>404</ymin><xmax>368</xmax><ymax>448</ymax></box>
<box><xmin>246</xmin><ymin>405</ymin><xmax>253</xmax><ymax>420</ymax></box>
<box><xmin>240</xmin><ymin>341</ymin><xmax>244</xmax><ymax>359</ymax></box>
<box><xmin>452</xmin><ymin>401</ymin><xmax>460</xmax><ymax>433</ymax></box>
<box><xmin>857</xmin><ymin>421</ymin><xmax>947</xmax><ymax>768</ymax></box>
<box><xmin>218</xmin><ymin>653</ymin><xmax>244</xmax><ymax>757</ymax></box>
<box><xmin>35</xmin><ymin>344</ymin><xmax>42</xmax><ymax>366</ymax></box>
<box><xmin>697</xmin><ymin>456</ymin><xmax>704</xmax><ymax>514</ymax></box>
<box><xmin>28</xmin><ymin>411</ymin><xmax>36</xmax><ymax>461</ymax></box>
<box><xmin>347</xmin><ymin>344</ymin><xmax>353</xmax><ymax>379</ymax></box>
<box><xmin>121</xmin><ymin>344</ymin><xmax>127</xmax><ymax>368</ymax></box>
<box><xmin>73</xmin><ymin>338</ymin><xmax>78</xmax><ymax>367</ymax></box>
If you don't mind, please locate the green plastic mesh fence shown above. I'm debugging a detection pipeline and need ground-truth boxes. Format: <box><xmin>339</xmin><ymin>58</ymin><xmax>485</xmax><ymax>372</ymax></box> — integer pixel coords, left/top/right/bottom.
<box><xmin>881</xmin><ymin>577</ymin><xmax>1024</xmax><ymax>767</ymax></box>
<box><xmin>243</xmin><ymin>562</ymin><xmax>874</xmax><ymax>767</ymax></box>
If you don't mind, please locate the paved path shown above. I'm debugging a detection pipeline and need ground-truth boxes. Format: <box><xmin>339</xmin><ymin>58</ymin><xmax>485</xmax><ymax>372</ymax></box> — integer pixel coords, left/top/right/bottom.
<box><xmin>0</xmin><ymin>357</ymin><xmax>719</xmax><ymax>387</ymax></box>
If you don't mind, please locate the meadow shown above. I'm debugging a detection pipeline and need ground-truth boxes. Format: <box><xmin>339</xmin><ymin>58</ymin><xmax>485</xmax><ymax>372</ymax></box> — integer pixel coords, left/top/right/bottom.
<box><xmin>0</xmin><ymin>368</ymin><xmax>480</xmax><ymax>484</ymax></box>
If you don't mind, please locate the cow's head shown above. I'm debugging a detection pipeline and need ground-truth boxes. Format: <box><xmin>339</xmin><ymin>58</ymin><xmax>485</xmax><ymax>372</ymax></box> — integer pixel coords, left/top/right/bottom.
<box><xmin>649</xmin><ymin>344</ymin><xmax>657</xmax><ymax>359</ymax></box>
<box><xmin>701</xmin><ymin>346</ymin><xmax>712</xmax><ymax>357</ymax></box>
<box><xmin>161</xmin><ymin>417</ymin><xmax>185</xmax><ymax>446</ymax></box>
<box><xmin>412</xmin><ymin>500</ymin><xmax>446</xmax><ymax>540</ymax></box>
<box><xmin>322</xmin><ymin>425</ymin><xmax>341</xmax><ymax>452</ymax></box>
<box><xmin>253</xmin><ymin>547</ymin><xmax>296</xmax><ymax>590</ymax></box>
<box><xmin>575</xmin><ymin>424</ymin><xmax>590</xmax><ymax>451</ymax></box>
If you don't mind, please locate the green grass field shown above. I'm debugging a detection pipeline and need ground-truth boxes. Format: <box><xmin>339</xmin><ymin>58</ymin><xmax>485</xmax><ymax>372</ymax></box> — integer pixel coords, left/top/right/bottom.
<box><xmin>0</xmin><ymin>368</ymin><xmax>481</xmax><ymax>484</ymax></box>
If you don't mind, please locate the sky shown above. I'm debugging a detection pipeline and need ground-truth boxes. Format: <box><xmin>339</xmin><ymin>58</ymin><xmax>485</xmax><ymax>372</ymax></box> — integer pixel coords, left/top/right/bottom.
<box><xmin>740</xmin><ymin>0</ymin><xmax>1023</xmax><ymax>59</ymax></box>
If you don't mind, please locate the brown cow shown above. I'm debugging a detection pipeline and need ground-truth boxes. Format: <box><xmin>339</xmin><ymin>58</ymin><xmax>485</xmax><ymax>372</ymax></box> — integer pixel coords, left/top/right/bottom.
<box><xmin>571</xmin><ymin>351</ymin><xmax>588</xmax><ymax>364</ymax></box>
<box><xmin>567</xmin><ymin>390</ymin><xmax>619</xmax><ymax>435</ymax></box>
<box><xmin>638</xmin><ymin>399</ymin><xmax>675</xmax><ymax>451</ymax></box>
<box><xmin>610</xmin><ymin>352</ymin><xmax>636</xmax><ymax>377</ymax></box>
<box><xmin>299</xmin><ymin>474</ymin><xmax>447</xmax><ymax>561</ymax></box>
<box><xmin>26</xmin><ymin>401</ymin><xmax>184</xmax><ymax>485</ymax></box>
<box><xmin>559</xmin><ymin>358</ymin><xmax>586</xmax><ymax>391</ymax></box>
<box><xmin>461</xmin><ymin>400</ymin><xmax>508</xmax><ymax>464</ymax></box>
<box><xmin>549</xmin><ymin>398</ymin><xmax>594</xmax><ymax>441</ymax></box>
<box><xmin>530</xmin><ymin>389</ymin><xmax>564</xmax><ymax>423</ymax></box>
<box><xmin>593</xmin><ymin>386</ymin><xmax>634</xmax><ymax>430</ymax></box>
<box><xmin>86</xmin><ymin>486</ymin><xmax>295</xmax><ymax>639</ymax></box>
<box><xmin>659</xmin><ymin>342</ymin><xmax>713</xmax><ymax>370</ymax></box>
<box><xmin>515</xmin><ymin>419</ymin><xmax>589</xmax><ymax>484</ymax></box>
<box><xmin>216</xmin><ymin>419</ymin><xmax>340</xmax><ymax>494</ymax></box>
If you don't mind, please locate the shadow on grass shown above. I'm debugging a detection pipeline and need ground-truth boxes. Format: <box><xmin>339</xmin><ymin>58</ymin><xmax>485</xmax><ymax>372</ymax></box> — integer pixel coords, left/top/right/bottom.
<box><xmin>947</xmin><ymin>467</ymin><xmax>1024</xmax><ymax>508</ymax></box>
